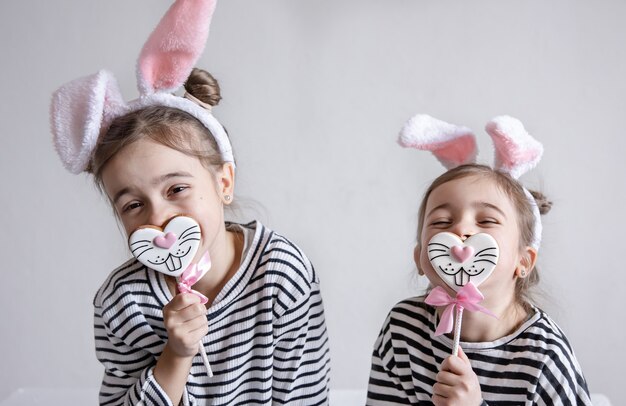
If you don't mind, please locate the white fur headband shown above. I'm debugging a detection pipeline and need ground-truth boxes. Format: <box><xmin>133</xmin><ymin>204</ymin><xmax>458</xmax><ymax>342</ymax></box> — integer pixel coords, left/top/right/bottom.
<box><xmin>399</xmin><ymin>114</ymin><xmax>544</xmax><ymax>250</ymax></box>
<box><xmin>50</xmin><ymin>0</ymin><xmax>234</xmax><ymax>175</ymax></box>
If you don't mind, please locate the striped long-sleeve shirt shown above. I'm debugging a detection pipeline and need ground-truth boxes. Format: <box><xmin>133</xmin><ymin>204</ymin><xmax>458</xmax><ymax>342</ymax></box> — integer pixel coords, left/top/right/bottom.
<box><xmin>367</xmin><ymin>297</ymin><xmax>591</xmax><ymax>405</ymax></box>
<box><xmin>94</xmin><ymin>221</ymin><xmax>330</xmax><ymax>406</ymax></box>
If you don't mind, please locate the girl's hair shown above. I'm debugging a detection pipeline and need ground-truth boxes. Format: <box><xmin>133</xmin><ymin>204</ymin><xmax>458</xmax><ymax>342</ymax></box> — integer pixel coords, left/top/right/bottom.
<box><xmin>416</xmin><ymin>164</ymin><xmax>552</xmax><ymax>308</ymax></box>
<box><xmin>89</xmin><ymin>68</ymin><xmax>230</xmax><ymax>188</ymax></box>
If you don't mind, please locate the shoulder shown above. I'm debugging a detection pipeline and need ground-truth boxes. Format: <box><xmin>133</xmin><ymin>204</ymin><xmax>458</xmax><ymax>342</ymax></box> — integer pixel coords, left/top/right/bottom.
<box><xmin>242</xmin><ymin>221</ymin><xmax>320</xmax><ymax>311</ymax></box>
<box><xmin>93</xmin><ymin>257</ymin><xmax>153</xmax><ymax>309</ymax></box>
<box><xmin>517</xmin><ymin>308</ymin><xmax>580</xmax><ymax>356</ymax></box>
<box><xmin>375</xmin><ymin>296</ymin><xmax>436</xmax><ymax>348</ymax></box>
<box><xmin>250</xmin><ymin>221</ymin><xmax>318</xmax><ymax>286</ymax></box>
<box><xmin>385</xmin><ymin>296</ymin><xmax>436</xmax><ymax>328</ymax></box>
<box><xmin>518</xmin><ymin>309</ymin><xmax>591</xmax><ymax>401</ymax></box>
<box><xmin>515</xmin><ymin>308</ymin><xmax>588</xmax><ymax>381</ymax></box>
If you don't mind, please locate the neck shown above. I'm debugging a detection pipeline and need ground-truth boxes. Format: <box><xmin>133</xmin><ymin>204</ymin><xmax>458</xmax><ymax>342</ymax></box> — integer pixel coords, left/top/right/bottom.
<box><xmin>197</xmin><ymin>230</ymin><xmax>243</xmax><ymax>306</ymax></box>
<box><xmin>443</xmin><ymin>290</ymin><xmax>529</xmax><ymax>342</ymax></box>
<box><xmin>168</xmin><ymin>228</ymin><xmax>243</xmax><ymax>307</ymax></box>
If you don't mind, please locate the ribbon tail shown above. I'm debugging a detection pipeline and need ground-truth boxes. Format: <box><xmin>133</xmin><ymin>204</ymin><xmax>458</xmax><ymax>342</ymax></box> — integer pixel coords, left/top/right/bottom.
<box><xmin>465</xmin><ymin>303</ymin><xmax>498</xmax><ymax>319</ymax></box>
<box><xmin>177</xmin><ymin>281</ymin><xmax>209</xmax><ymax>305</ymax></box>
<box><xmin>456</xmin><ymin>283</ymin><xmax>498</xmax><ymax>319</ymax></box>
<box><xmin>176</xmin><ymin>251</ymin><xmax>212</xmax><ymax>305</ymax></box>
<box><xmin>434</xmin><ymin>303</ymin><xmax>456</xmax><ymax>336</ymax></box>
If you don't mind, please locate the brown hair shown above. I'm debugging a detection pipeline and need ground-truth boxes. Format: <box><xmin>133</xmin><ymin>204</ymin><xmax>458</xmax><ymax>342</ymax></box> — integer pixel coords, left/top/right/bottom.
<box><xmin>416</xmin><ymin>164</ymin><xmax>552</xmax><ymax>307</ymax></box>
<box><xmin>89</xmin><ymin>68</ymin><xmax>229</xmax><ymax>188</ymax></box>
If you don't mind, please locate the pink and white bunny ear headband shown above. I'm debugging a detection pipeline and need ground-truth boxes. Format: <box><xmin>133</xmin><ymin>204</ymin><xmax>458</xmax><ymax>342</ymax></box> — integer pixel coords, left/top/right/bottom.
<box><xmin>399</xmin><ymin>114</ymin><xmax>544</xmax><ymax>250</ymax></box>
<box><xmin>50</xmin><ymin>0</ymin><xmax>234</xmax><ymax>175</ymax></box>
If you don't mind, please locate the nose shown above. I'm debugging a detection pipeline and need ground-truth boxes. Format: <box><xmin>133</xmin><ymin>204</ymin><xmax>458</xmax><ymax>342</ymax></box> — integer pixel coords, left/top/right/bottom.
<box><xmin>145</xmin><ymin>201</ymin><xmax>175</xmax><ymax>227</ymax></box>
<box><xmin>450</xmin><ymin>218</ymin><xmax>476</xmax><ymax>241</ymax></box>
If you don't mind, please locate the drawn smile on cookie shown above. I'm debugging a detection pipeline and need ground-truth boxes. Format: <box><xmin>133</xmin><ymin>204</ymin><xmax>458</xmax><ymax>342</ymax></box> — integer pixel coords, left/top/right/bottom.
<box><xmin>147</xmin><ymin>246</ymin><xmax>193</xmax><ymax>272</ymax></box>
<box><xmin>438</xmin><ymin>265</ymin><xmax>486</xmax><ymax>287</ymax></box>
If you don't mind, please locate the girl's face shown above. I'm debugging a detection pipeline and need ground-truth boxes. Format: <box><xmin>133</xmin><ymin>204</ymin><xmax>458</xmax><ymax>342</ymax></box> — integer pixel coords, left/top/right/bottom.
<box><xmin>416</xmin><ymin>175</ymin><xmax>528</xmax><ymax>302</ymax></box>
<box><xmin>101</xmin><ymin>138</ymin><xmax>234</xmax><ymax>263</ymax></box>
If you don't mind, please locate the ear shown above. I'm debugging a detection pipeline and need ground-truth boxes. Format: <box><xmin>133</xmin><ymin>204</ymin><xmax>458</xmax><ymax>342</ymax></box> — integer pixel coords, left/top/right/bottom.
<box><xmin>485</xmin><ymin>116</ymin><xmax>543</xmax><ymax>179</ymax></box>
<box><xmin>398</xmin><ymin>114</ymin><xmax>478</xmax><ymax>170</ymax></box>
<box><xmin>516</xmin><ymin>246</ymin><xmax>538</xmax><ymax>278</ymax></box>
<box><xmin>51</xmin><ymin>70</ymin><xmax>125</xmax><ymax>174</ymax></box>
<box><xmin>414</xmin><ymin>244</ymin><xmax>424</xmax><ymax>276</ymax></box>
<box><xmin>218</xmin><ymin>162</ymin><xmax>235</xmax><ymax>204</ymax></box>
<box><xmin>137</xmin><ymin>0</ymin><xmax>218</xmax><ymax>95</ymax></box>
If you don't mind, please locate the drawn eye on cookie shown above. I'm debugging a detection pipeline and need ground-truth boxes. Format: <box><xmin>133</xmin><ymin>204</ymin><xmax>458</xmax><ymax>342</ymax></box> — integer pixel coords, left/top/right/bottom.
<box><xmin>427</xmin><ymin>232</ymin><xmax>499</xmax><ymax>291</ymax></box>
<box><xmin>128</xmin><ymin>215</ymin><xmax>201</xmax><ymax>277</ymax></box>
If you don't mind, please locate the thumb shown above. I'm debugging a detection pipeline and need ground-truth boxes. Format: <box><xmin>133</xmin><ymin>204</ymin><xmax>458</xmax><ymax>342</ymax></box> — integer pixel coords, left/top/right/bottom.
<box><xmin>457</xmin><ymin>346</ymin><xmax>471</xmax><ymax>365</ymax></box>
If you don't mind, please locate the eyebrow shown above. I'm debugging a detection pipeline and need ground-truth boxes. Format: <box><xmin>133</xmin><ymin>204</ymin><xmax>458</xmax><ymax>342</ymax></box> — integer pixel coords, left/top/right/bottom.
<box><xmin>112</xmin><ymin>171</ymin><xmax>194</xmax><ymax>205</ymax></box>
<box><xmin>151</xmin><ymin>171</ymin><xmax>193</xmax><ymax>186</ymax></box>
<box><xmin>475</xmin><ymin>202</ymin><xmax>507</xmax><ymax>218</ymax></box>
<box><xmin>426</xmin><ymin>202</ymin><xmax>507</xmax><ymax>218</ymax></box>
<box><xmin>426</xmin><ymin>203</ymin><xmax>452</xmax><ymax>218</ymax></box>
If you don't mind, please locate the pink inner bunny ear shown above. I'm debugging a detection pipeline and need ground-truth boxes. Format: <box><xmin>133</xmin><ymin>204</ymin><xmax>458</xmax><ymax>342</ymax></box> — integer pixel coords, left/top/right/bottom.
<box><xmin>137</xmin><ymin>0</ymin><xmax>217</xmax><ymax>95</ymax></box>
<box><xmin>51</xmin><ymin>70</ymin><xmax>125</xmax><ymax>174</ymax></box>
<box><xmin>485</xmin><ymin>116</ymin><xmax>543</xmax><ymax>179</ymax></box>
<box><xmin>398</xmin><ymin>114</ymin><xmax>478</xmax><ymax>169</ymax></box>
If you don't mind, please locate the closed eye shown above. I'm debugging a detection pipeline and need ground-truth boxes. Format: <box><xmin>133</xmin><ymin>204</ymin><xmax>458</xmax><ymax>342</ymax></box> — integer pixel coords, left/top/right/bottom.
<box><xmin>430</xmin><ymin>220</ymin><xmax>452</xmax><ymax>227</ymax></box>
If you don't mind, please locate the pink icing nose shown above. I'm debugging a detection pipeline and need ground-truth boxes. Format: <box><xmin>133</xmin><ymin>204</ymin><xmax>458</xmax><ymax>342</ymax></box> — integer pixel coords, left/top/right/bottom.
<box><xmin>154</xmin><ymin>232</ymin><xmax>177</xmax><ymax>249</ymax></box>
<box><xmin>451</xmin><ymin>245</ymin><xmax>474</xmax><ymax>263</ymax></box>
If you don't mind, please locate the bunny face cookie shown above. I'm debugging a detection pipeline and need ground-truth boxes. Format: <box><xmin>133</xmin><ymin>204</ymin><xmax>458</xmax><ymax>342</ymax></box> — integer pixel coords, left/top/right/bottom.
<box><xmin>129</xmin><ymin>215</ymin><xmax>201</xmax><ymax>277</ymax></box>
<box><xmin>428</xmin><ymin>232</ymin><xmax>499</xmax><ymax>291</ymax></box>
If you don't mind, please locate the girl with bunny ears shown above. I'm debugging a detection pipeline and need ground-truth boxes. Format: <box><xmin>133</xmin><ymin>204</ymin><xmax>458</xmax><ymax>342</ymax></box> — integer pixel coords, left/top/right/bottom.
<box><xmin>367</xmin><ymin>115</ymin><xmax>591</xmax><ymax>405</ymax></box>
<box><xmin>51</xmin><ymin>1</ymin><xmax>329</xmax><ymax>405</ymax></box>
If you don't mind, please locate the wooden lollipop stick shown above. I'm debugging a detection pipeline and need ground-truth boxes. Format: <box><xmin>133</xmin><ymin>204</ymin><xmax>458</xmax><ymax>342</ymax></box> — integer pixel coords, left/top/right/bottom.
<box><xmin>198</xmin><ymin>343</ymin><xmax>213</xmax><ymax>377</ymax></box>
<box><xmin>452</xmin><ymin>306</ymin><xmax>464</xmax><ymax>356</ymax></box>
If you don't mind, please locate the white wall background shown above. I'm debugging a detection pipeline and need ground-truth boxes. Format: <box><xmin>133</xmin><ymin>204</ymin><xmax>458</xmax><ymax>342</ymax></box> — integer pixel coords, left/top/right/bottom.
<box><xmin>1</xmin><ymin>0</ymin><xmax>624</xmax><ymax>404</ymax></box>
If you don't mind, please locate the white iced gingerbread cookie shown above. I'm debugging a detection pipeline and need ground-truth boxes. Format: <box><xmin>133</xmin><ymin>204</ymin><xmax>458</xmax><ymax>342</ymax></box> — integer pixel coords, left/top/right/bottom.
<box><xmin>427</xmin><ymin>232</ymin><xmax>499</xmax><ymax>291</ymax></box>
<box><xmin>128</xmin><ymin>215</ymin><xmax>201</xmax><ymax>277</ymax></box>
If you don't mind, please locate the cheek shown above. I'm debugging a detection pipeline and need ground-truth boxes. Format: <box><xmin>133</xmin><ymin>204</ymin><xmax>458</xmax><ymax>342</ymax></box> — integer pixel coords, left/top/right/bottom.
<box><xmin>419</xmin><ymin>247</ymin><xmax>439</xmax><ymax>280</ymax></box>
<box><xmin>419</xmin><ymin>248</ymin><xmax>430</xmax><ymax>270</ymax></box>
<box><xmin>492</xmin><ymin>246</ymin><xmax>520</xmax><ymax>276</ymax></box>
<box><xmin>116</xmin><ymin>215</ymin><xmax>135</xmax><ymax>236</ymax></box>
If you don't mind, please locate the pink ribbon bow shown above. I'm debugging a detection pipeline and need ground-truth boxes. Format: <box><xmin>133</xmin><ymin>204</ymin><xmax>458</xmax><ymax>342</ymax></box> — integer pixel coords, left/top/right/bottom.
<box><xmin>425</xmin><ymin>283</ymin><xmax>497</xmax><ymax>336</ymax></box>
<box><xmin>177</xmin><ymin>251</ymin><xmax>211</xmax><ymax>304</ymax></box>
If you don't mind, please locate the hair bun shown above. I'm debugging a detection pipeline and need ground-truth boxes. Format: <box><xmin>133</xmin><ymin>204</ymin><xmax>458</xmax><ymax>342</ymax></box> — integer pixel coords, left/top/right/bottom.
<box><xmin>184</xmin><ymin>68</ymin><xmax>222</xmax><ymax>107</ymax></box>
<box><xmin>529</xmin><ymin>190</ymin><xmax>552</xmax><ymax>215</ymax></box>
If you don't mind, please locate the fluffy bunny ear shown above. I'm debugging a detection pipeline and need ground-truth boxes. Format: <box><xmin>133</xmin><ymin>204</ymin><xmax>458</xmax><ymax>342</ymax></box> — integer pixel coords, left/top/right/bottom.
<box><xmin>398</xmin><ymin>114</ymin><xmax>478</xmax><ymax>169</ymax></box>
<box><xmin>137</xmin><ymin>0</ymin><xmax>217</xmax><ymax>95</ymax></box>
<box><xmin>51</xmin><ymin>70</ymin><xmax>125</xmax><ymax>174</ymax></box>
<box><xmin>485</xmin><ymin>116</ymin><xmax>543</xmax><ymax>179</ymax></box>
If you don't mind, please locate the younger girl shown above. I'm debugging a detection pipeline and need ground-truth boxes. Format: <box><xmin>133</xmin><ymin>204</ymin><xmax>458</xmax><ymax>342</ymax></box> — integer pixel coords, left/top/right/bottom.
<box><xmin>51</xmin><ymin>2</ymin><xmax>329</xmax><ymax>405</ymax></box>
<box><xmin>366</xmin><ymin>115</ymin><xmax>591</xmax><ymax>405</ymax></box>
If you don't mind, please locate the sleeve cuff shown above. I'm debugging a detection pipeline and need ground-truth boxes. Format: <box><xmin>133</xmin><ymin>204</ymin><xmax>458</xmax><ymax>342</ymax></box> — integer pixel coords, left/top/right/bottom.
<box><xmin>139</xmin><ymin>366</ymin><xmax>175</xmax><ymax>406</ymax></box>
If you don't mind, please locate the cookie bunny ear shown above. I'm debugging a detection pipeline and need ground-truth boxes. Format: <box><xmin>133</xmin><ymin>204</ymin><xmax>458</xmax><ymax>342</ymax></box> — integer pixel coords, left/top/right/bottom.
<box><xmin>137</xmin><ymin>0</ymin><xmax>217</xmax><ymax>95</ymax></box>
<box><xmin>51</xmin><ymin>70</ymin><xmax>125</xmax><ymax>174</ymax></box>
<box><xmin>485</xmin><ymin>116</ymin><xmax>543</xmax><ymax>179</ymax></box>
<box><xmin>398</xmin><ymin>114</ymin><xmax>478</xmax><ymax>169</ymax></box>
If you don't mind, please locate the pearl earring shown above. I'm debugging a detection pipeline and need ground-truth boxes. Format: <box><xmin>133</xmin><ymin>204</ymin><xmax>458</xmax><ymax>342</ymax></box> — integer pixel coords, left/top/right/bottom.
<box><xmin>224</xmin><ymin>195</ymin><xmax>232</xmax><ymax>202</ymax></box>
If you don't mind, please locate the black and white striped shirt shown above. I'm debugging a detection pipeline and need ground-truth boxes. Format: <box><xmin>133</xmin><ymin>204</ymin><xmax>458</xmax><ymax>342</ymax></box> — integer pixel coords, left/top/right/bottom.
<box><xmin>94</xmin><ymin>221</ymin><xmax>330</xmax><ymax>405</ymax></box>
<box><xmin>367</xmin><ymin>297</ymin><xmax>591</xmax><ymax>405</ymax></box>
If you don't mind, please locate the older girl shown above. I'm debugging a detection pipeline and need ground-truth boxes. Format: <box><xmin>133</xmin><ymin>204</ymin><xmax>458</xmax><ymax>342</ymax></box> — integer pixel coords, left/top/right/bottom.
<box><xmin>51</xmin><ymin>1</ymin><xmax>329</xmax><ymax>405</ymax></box>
